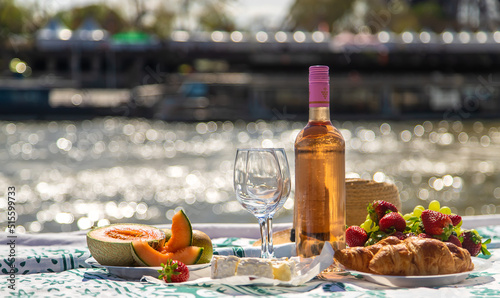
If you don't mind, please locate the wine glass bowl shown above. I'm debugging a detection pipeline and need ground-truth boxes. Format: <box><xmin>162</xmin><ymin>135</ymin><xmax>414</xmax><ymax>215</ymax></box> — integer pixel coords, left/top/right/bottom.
<box><xmin>234</xmin><ymin>148</ymin><xmax>290</xmax><ymax>258</ymax></box>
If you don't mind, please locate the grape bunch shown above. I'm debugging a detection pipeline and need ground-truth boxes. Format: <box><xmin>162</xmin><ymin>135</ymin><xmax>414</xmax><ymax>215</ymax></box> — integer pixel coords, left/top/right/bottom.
<box><xmin>346</xmin><ymin>200</ymin><xmax>491</xmax><ymax>256</ymax></box>
<box><xmin>400</xmin><ymin>200</ymin><xmax>463</xmax><ymax>239</ymax></box>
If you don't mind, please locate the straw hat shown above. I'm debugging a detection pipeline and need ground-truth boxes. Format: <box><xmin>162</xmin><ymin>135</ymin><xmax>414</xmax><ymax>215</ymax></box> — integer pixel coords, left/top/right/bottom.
<box><xmin>346</xmin><ymin>178</ymin><xmax>401</xmax><ymax>227</ymax></box>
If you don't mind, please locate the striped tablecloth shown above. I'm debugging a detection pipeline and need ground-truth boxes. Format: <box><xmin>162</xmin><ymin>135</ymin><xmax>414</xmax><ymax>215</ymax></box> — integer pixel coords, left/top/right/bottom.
<box><xmin>1</xmin><ymin>218</ymin><xmax>500</xmax><ymax>297</ymax></box>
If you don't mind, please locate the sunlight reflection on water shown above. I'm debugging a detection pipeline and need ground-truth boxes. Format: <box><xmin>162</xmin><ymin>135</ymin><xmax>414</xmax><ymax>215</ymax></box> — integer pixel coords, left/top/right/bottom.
<box><xmin>1</xmin><ymin>117</ymin><xmax>499</xmax><ymax>233</ymax></box>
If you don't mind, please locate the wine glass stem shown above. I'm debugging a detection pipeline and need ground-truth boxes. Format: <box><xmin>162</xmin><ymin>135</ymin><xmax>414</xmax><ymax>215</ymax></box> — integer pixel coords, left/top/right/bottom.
<box><xmin>258</xmin><ymin>217</ymin><xmax>270</xmax><ymax>259</ymax></box>
<box><xmin>267</xmin><ymin>216</ymin><xmax>275</xmax><ymax>259</ymax></box>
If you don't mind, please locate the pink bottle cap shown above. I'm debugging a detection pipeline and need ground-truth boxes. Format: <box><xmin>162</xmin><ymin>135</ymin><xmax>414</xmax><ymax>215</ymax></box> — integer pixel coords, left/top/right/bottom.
<box><xmin>309</xmin><ymin>65</ymin><xmax>329</xmax><ymax>83</ymax></box>
<box><xmin>309</xmin><ymin>65</ymin><xmax>329</xmax><ymax>107</ymax></box>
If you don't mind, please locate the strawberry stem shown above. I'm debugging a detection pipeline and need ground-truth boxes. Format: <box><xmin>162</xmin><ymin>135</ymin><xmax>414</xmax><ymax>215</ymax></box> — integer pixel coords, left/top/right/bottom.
<box><xmin>158</xmin><ymin>260</ymin><xmax>181</xmax><ymax>282</ymax></box>
<box><xmin>481</xmin><ymin>238</ymin><xmax>491</xmax><ymax>256</ymax></box>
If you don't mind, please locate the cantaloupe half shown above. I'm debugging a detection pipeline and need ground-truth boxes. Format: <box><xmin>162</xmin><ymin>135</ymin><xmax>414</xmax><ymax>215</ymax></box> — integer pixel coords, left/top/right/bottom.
<box><xmin>86</xmin><ymin>223</ymin><xmax>165</xmax><ymax>266</ymax></box>
<box><xmin>131</xmin><ymin>240</ymin><xmax>203</xmax><ymax>266</ymax></box>
<box><xmin>162</xmin><ymin>209</ymin><xmax>193</xmax><ymax>253</ymax></box>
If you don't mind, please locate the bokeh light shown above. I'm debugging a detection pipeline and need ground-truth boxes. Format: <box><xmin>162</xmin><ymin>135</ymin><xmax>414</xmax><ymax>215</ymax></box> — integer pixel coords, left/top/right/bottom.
<box><xmin>1</xmin><ymin>119</ymin><xmax>499</xmax><ymax>233</ymax></box>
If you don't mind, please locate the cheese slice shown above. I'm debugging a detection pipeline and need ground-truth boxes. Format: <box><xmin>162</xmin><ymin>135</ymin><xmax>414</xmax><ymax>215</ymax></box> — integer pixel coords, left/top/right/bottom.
<box><xmin>211</xmin><ymin>256</ymin><xmax>297</xmax><ymax>281</ymax></box>
<box><xmin>211</xmin><ymin>255</ymin><xmax>239</xmax><ymax>278</ymax></box>
<box><xmin>271</xmin><ymin>259</ymin><xmax>296</xmax><ymax>281</ymax></box>
<box><xmin>236</xmin><ymin>258</ymin><xmax>274</xmax><ymax>278</ymax></box>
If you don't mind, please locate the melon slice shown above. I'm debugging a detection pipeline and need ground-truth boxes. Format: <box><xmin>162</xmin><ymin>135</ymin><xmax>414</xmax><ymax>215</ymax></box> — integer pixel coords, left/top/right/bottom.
<box><xmin>162</xmin><ymin>228</ymin><xmax>213</xmax><ymax>264</ymax></box>
<box><xmin>131</xmin><ymin>240</ymin><xmax>203</xmax><ymax>266</ymax></box>
<box><xmin>87</xmin><ymin>223</ymin><xmax>165</xmax><ymax>266</ymax></box>
<box><xmin>163</xmin><ymin>209</ymin><xmax>193</xmax><ymax>253</ymax></box>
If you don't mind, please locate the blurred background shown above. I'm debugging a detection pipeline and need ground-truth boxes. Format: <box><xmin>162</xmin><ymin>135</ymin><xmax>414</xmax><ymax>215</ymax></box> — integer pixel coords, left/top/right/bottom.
<box><xmin>1</xmin><ymin>0</ymin><xmax>500</xmax><ymax>233</ymax></box>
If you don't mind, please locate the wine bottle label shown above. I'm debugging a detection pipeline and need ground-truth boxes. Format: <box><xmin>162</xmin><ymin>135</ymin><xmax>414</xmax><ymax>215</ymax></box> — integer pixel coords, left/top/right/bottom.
<box><xmin>308</xmin><ymin>65</ymin><xmax>329</xmax><ymax>108</ymax></box>
<box><xmin>309</xmin><ymin>83</ymin><xmax>329</xmax><ymax>107</ymax></box>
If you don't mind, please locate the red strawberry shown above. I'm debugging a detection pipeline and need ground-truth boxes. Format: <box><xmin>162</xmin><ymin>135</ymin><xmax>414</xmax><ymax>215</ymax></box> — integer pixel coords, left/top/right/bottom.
<box><xmin>421</xmin><ymin>210</ymin><xmax>453</xmax><ymax>240</ymax></box>
<box><xmin>368</xmin><ymin>200</ymin><xmax>398</xmax><ymax>223</ymax></box>
<box><xmin>446</xmin><ymin>235</ymin><xmax>462</xmax><ymax>247</ymax></box>
<box><xmin>448</xmin><ymin>214</ymin><xmax>462</xmax><ymax>226</ymax></box>
<box><xmin>392</xmin><ymin>231</ymin><xmax>406</xmax><ymax>240</ymax></box>
<box><xmin>346</xmin><ymin>226</ymin><xmax>368</xmax><ymax>247</ymax></box>
<box><xmin>379</xmin><ymin>212</ymin><xmax>406</xmax><ymax>233</ymax></box>
<box><xmin>158</xmin><ymin>260</ymin><xmax>189</xmax><ymax>283</ymax></box>
<box><xmin>460</xmin><ymin>230</ymin><xmax>491</xmax><ymax>257</ymax></box>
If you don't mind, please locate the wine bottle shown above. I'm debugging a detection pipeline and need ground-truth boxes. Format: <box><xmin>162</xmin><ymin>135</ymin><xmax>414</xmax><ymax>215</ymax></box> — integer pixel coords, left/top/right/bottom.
<box><xmin>294</xmin><ymin>65</ymin><xmax>346</xmax><ymax>257</ymax></box>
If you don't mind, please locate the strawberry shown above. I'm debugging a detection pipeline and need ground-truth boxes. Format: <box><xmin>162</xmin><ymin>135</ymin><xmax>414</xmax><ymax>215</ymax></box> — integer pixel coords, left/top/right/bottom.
<box><xmin>158</xmin><ymin>260</ymin><xmax>189</xmax><ymax>283</ymax></box>
<box><xmin>346</xmin><ymin>226</ymin><xmax>368</xmax><ymax>247</ymax></box>
<box><xmin>460</xmin><ymin>230</ymin><xmax>491</xmax><ymax>257</ymax></box>
<box><xmin>421</xmin><ymin>210</ymin><xmax>453</xmax><ymax>240</ymax></box>
<box><xmin>379</xmin><ymin>212</ymin><xmax>406</xmax><ymax>233</ymax></box>
<box><xmin>368</xmin><ymin>200</ymin><xmax>398</xmax><ymax>224</ymax></box>
<box><xmin>446</xmin><ymin>235</ymin><xmax>462</xmax><ymax>247</ymax></box>
<box><xmin>392</xmin><ymin>231</ymin><xmax>406</xmax><ymax>240</ymax></box>
<box><xmin>448</xmin><ymin>214</ymin><xmax>462</xmax><ymax>226</ymax></box>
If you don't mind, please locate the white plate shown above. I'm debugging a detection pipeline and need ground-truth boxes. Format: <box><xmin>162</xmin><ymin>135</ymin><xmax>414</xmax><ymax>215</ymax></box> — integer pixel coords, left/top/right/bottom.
<box><xmin>347</xmin><ymin>257</ymin><xmax>491</xmax><ymax>288</ymax></box>
<box><xmin>85</xmin><ymin>258</ymin><xmax>211</xmax><ymax>280</ymax></box>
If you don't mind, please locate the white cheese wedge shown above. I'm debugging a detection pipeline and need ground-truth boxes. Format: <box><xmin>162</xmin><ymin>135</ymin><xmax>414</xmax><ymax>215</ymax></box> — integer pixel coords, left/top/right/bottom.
<box><xmin>210</xmin><ymin>256</ymin><xmax>297</xmax><ymax>281</ymax></box>
<box><xmin>211</xmin><ymin>255</ymin><xmax>239</xmax><ymax>278</ymax></box>
<box><xmin>271</xmin><ymin>259</ymin><xmax>297</xmax><ymax>281</ymax></box>
<box><xmin>236</xmin><ymin>258</ymin><xmax>274</xmax><ymax>278</ymax></box>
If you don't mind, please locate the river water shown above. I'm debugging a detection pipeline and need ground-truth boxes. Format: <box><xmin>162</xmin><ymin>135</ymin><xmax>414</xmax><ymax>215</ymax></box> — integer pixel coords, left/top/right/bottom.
<box><xmin>1</xmin><ymin>117</ymin><xmax>500</xmax><ymax>233</ymax></box>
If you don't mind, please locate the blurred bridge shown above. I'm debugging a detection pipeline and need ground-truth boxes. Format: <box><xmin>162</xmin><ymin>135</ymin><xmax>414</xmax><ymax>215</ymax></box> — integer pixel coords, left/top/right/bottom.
<box><xmin>3</xmin><ymin>22</ymin><xmax>500</xmax><ymax>120</ymax></box>
<box><xmin>5</xmin><ymin>22</ymin><xmax>500</xmax><ymax>89</ymax></box>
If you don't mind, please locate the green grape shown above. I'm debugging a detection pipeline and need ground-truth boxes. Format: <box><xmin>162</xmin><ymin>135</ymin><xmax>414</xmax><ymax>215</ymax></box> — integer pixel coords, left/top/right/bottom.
<box><xmin>428</xmin><ymin>200</ymin><xmax>441</xmax><ymax>211</ymax></box>
<box><xmin>414</xmin><ymin>205</ymin><xmax>425</xmax><ymax>212</ymax></box>
<box><xmin>413</xmin><ymin>205</ymin><xmax>425</xmax><ymax>217</ymax></box>
<box><xmin>413</xmin><ymin>208</ymin><xmax>423</xmax><ymax>217</ymax></box>
<box><xmin>403</xmin><ymin>213</ymin><xmax>413</xmax><ymax>220</ymax></box>
<box><xmin>439</xmin><ymin>206</ymin><xmax>452</xmax><ymax>215</ymax></box>
<box><xmin>360</xmin><ymin>219</ymin><xmax>370</xmax><ymax>232</ymax></box>
<box><xmin>362</xmin><ymin>218</ymin><xmax>378</xmax><ymax>233</ymax></box>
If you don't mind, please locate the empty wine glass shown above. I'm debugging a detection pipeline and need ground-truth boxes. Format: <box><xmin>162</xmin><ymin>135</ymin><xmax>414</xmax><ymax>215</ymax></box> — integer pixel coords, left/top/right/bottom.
<box><xmin>234</xmin><ymin>148</ymin><xmax>290</xmax><ymax>259</ymax></box>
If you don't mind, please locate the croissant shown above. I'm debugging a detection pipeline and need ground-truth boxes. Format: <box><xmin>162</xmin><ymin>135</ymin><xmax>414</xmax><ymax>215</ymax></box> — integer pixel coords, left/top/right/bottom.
<box><xmin>333</xmin><ymin>236</ymin><xmax>401</xmax><ymax>273</ymax></box>
<box><xmin>334</xmin><ymin>236</ymin><xmax>474</xmax><ymax>275</ymax></box>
